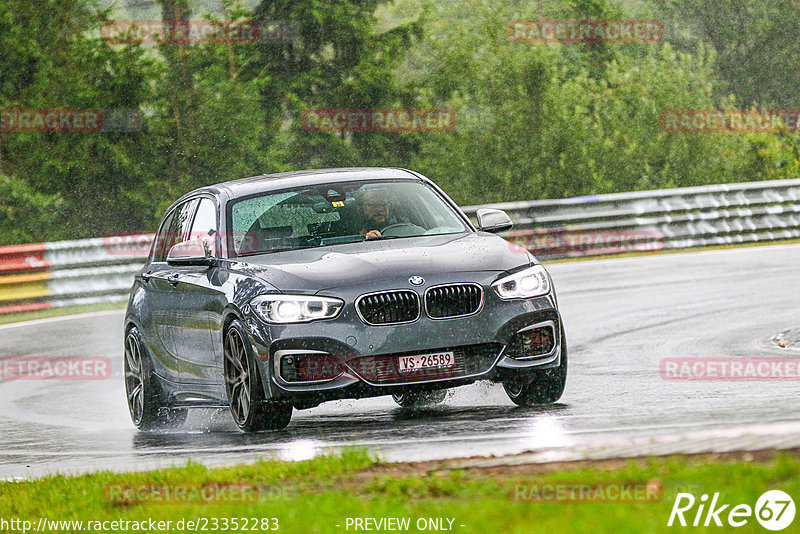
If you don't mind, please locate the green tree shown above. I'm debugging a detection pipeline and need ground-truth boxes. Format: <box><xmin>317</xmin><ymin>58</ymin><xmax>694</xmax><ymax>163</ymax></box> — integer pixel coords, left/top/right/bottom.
<box><xmin>245</xmin><ymin>0</ymin><xmax>423</xmax><ymax>169</ymax></box>
<box><xmin>403</xmin><ymin>0</ymin><xmax>791</xmax><ymax>204</ymax></box>
<box><xmin>651</xmin><ymin>0</ymin><xmax>800</xmax><ymax>108</ymax></box>
<box><xmin>0</xmin><ymin>175</ymin><xmax>61</xmax><ymax>244</ymax></box>
<box><xmin>0</xmin><ymin>0</ymin><xmax>156</xmax><ymax>241</ymax></box>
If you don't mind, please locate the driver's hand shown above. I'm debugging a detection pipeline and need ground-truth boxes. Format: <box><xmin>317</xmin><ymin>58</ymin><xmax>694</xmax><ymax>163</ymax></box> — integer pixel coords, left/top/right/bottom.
<box><xmin>365</xmin><ymin>230</ymin><xmax>382</xmax><ymax>239</ymax></box>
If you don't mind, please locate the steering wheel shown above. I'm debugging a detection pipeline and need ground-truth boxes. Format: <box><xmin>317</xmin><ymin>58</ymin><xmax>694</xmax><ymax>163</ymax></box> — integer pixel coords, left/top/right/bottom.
<box><xmin>379</xmin><ymin>222</ymin><xmax>423</xmax><ymax>237</ymax></box>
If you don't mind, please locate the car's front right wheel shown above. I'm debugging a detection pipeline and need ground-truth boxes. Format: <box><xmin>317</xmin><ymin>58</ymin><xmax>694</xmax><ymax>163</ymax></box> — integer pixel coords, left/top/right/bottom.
<box><xmin>224</xmin><ymin>320</ymin><xmax>292</xmax><ymax>432</ymax></box>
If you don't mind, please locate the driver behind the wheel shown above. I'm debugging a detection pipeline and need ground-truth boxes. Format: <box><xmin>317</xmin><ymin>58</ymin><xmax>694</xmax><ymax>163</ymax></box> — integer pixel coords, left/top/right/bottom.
<box><xmin>359</xmin><ymin>188</ymin><xmax>393</xmax><ymax>239</ymax></box>
<box><xmin>357</xmin><ymin>186</ymin><xmax>427</xmax><ymax>239</ymax></box>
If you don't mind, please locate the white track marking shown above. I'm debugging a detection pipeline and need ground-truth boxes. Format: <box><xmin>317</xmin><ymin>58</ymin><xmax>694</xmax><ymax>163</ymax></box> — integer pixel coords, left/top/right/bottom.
<box><xmin>0</xmin><ymin>309</ymin><xmax>124</xmax><ymax>331</ymax></box>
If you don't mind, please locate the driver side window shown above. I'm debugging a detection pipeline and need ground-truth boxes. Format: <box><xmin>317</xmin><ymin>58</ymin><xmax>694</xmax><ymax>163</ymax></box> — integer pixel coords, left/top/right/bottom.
<box><xmin>152</xmin><ymin>200</ymin><xmax>198</xmax><ymax>262</ymax></box>
<box><xmin>187</xmin><ymin>198</ymin><xmax>218</xmax><ymax>258</ymax></box>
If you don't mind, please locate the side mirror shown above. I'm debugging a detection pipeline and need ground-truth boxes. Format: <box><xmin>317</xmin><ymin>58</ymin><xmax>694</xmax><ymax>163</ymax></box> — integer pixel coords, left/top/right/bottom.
<box><xmin>476</xmin><ymin>208</ymin><xmax>513</xmax><ymax>233</ymax></box>
<box><xmin>166</xmin><ymin>240</ymin><xmax>216</xmax><ymax>267</ymax></box>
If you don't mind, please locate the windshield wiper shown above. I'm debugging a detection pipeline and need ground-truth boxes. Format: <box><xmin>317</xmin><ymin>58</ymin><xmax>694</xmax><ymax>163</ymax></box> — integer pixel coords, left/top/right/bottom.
<box><xmin>238</xmin><ymin>247</ymin><xmax>304</xmax><ymax>256</ymax></box>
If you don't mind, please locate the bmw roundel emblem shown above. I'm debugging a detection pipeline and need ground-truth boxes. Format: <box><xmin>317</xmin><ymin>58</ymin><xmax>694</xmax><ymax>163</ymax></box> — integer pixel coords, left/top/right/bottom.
<box><xmin>409</xmin><ymin>276</ymin><xmax>424</xmax><ymax>286</ymax></box>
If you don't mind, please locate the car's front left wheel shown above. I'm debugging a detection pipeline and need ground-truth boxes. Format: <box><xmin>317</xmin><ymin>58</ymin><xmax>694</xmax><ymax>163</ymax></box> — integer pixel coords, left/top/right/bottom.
<box><xmin>503</xmin><ymin>327</ymin><xmax>568</xmax><ymax>406</ymax></box>
<box><xmin>224</xmin><ymin>320</ymin><xmax>292</xmax><ymax>432</ymax></box>
<box><xmin>392</xmin><ymin>389</ymin><xmax>448</xmax><ymax>408</ymax></box>
<box><xmin>124</xmin><ymin>327</ymin><xmax>187</xmax><ymax>431</ymax></box>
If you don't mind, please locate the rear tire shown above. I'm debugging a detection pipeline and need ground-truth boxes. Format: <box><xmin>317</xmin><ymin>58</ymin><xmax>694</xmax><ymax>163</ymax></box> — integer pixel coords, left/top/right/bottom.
<box><xmin>503</xmin><ymin>327</ymin><xmax>567</xmax><ymax>406</ymax></box>
<box><xmin>224</xmin><ymin>320</ymin><xmax>292</xmax><ymax>432</ymax></box>
<box><xmin>124</xmin><ymin>327</ymin><xmax>187</xmax><ymax>431</ymax></box>
<box><xmin>392</xmin><ymin>389</ymin><xmax>448</xmax><ymax>408</ymax></box>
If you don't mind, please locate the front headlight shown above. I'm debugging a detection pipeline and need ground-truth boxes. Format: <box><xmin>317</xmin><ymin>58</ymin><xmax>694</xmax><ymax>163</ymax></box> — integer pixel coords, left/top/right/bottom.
<box><xmin>250</xmin><ymin>294</ymin><xmax>344</xmax><ymax>324</ymax></box>
<box><xmin>492</xmin><ymin>264</ymin><xmax>551</xmax><ymax>299</ymax></box>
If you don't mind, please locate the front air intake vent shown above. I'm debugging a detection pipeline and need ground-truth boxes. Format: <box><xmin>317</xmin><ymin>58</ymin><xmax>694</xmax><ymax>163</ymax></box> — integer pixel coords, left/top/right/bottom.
<box><xmin>425</xmin><ymin>283</ymin><xmax>483</xmax><ymax>319</ymax></box>
<box><xmin>356</xmin><ymin>290</ymin><xmax>420</xmax><ymax>325</ymax></box>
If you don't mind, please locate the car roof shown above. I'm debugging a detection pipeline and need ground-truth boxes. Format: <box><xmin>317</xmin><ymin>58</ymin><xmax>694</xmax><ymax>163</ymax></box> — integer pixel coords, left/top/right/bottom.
<box><xmin>172</xmin><ymin>167</ymin><xmax>425</xmax><ymax>207</ymax></box>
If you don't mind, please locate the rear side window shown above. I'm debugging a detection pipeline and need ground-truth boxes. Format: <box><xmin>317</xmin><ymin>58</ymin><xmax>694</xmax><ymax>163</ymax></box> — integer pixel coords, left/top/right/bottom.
<box><xmin>152</xmin><ymin>210</ymin><xmax>176</xmax><ymax>262</ymax></box>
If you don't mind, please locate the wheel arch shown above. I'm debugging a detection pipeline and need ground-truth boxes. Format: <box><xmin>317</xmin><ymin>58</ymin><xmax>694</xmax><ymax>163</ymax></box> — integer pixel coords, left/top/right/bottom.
<box><xmin>124</xmin><ymin>320</ymin><xmax>139</xmax><ymax>336</ymax></box>
<box><xmin>221</xmin><ymin>305</ymin><xmax>274</xmax><ymax>400</ymax></box>
<box><xmin>221</xmin><ymin>304</ymin><xmax>246</xmax><ymax>334</ymax></box>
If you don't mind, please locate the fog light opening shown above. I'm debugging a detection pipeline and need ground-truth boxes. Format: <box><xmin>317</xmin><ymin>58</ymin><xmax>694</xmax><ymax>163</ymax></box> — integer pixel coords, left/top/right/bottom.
<box><xmin>278</xmin><ymin>352</ymin><xmax>343</xmax><ymax>383</ymax></box>
<box><xmin>507</xmin><ymin>322</ymin><xmax>556</xmax><ymax>359</ymax></box>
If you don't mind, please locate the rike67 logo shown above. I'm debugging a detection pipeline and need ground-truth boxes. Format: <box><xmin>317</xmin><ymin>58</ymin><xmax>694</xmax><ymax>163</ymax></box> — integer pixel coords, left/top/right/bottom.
<box><xmin>668</xmin><ymin>490</ymin><xmax>795</xmax><ymax>531</ymax></box>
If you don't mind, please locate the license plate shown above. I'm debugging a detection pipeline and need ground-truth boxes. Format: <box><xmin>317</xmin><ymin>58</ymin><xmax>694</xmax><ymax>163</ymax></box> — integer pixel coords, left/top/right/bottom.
<box><xmin>397</xmin><ymin>351</ymin><xmax>455</xmax><ymax>373</ymax></box>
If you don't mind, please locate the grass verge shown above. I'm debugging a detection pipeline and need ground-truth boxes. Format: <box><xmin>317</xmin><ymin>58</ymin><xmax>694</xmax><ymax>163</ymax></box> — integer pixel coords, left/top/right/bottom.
<box><xmin>0</xmin><ymin>449</ymin><xmax>797</xmax><ymax>533</ymax></box>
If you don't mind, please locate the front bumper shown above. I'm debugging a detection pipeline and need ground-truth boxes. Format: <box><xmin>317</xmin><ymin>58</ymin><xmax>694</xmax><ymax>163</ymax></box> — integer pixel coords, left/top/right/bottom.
<box><xmin>242</xmin><ymin>271</ymin><xmax>563</xmax><ymax>402</ymax></box>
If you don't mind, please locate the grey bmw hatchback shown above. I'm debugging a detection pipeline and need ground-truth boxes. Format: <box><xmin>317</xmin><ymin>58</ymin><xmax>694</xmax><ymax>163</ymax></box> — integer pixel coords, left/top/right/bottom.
<box><xmin>124</xmin><ymin>167</ymin><xmax>567</xmax><ymax>432</ymax></box>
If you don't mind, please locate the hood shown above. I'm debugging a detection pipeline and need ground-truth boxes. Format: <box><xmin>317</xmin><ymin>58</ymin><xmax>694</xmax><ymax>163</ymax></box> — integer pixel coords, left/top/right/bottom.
<box><xmin>228</xmin><ymin>232</ymin><xmax>532</xmax><ymax>292</ymax></box>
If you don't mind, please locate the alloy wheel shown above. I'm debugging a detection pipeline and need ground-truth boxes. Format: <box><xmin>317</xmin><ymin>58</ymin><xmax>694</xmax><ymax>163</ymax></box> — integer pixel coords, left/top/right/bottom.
<box><xmin>225</xmin><ymin>328</ymin><xmax>251</xmax><ymax>426</ymax></box>
<box><xmin>124</xmin><ymin>332</ymin><xmax>144</xmax><ymax>425</ymax></box>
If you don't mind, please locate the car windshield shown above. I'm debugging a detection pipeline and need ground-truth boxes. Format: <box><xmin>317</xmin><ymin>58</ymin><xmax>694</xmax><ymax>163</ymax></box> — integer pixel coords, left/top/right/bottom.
<box><xmin>229</xmin><ymin>180</ymin><xmax>467</xmax><ymax>256</ymax></box>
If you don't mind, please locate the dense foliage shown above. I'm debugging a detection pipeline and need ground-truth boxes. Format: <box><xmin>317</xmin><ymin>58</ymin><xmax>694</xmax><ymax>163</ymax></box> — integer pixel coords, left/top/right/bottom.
<box><xmin>0</xmin><ymin>0</ymin><xmax>798</xmax><ymax>243</ymax></box>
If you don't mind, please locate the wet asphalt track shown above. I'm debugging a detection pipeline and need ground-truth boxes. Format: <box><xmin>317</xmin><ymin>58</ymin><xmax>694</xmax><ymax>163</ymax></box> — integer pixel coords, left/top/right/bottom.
<box><xmin>1</xmin><ymin>244</ymin><xmax>799</xmax><ymax>479</ymax></box>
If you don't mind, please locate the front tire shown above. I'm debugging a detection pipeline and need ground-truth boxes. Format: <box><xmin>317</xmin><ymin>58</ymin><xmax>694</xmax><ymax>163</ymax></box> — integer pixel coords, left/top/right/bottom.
<box><xmin>124</xmin><ymin>327</ymin><xmax>187</xmax><ymax>431</ymax></box>
<box><xmin>392</xmin><ymin>389</ymin><xmax>448</xmax><ymax>408</ymax></box>
<box><xmin>503</xmin><ymin>328</ymin><xmax>567</xmax><ymax>406</ymax></box>
<box><xmin>224</xmin><ymin>320</ymin><xmax>292</xmax><ymax>432</ymax></box>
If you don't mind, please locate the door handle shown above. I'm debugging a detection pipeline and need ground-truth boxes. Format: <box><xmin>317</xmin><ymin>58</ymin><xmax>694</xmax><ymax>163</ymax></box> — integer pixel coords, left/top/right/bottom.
<box><xmin>168</xmin><ymin>273</ymin><xmax>180</xmax><ymax>286</ymax></box>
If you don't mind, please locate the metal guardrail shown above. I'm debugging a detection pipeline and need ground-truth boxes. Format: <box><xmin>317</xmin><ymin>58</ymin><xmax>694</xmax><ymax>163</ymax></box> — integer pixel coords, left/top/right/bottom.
<box><xmin>1</xmin><ymin>179</ymin><xmax>799</xmax><ymax>314</ymax></box>
<box><xmin>0</xmin><ymin>235</ymin><xmax>152</xmax><ymax>314</ymax></box>
<box><xmin>464</xmin><ymin>177</ymin><xmax>800</xmax><ymax>258</ymax></box>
